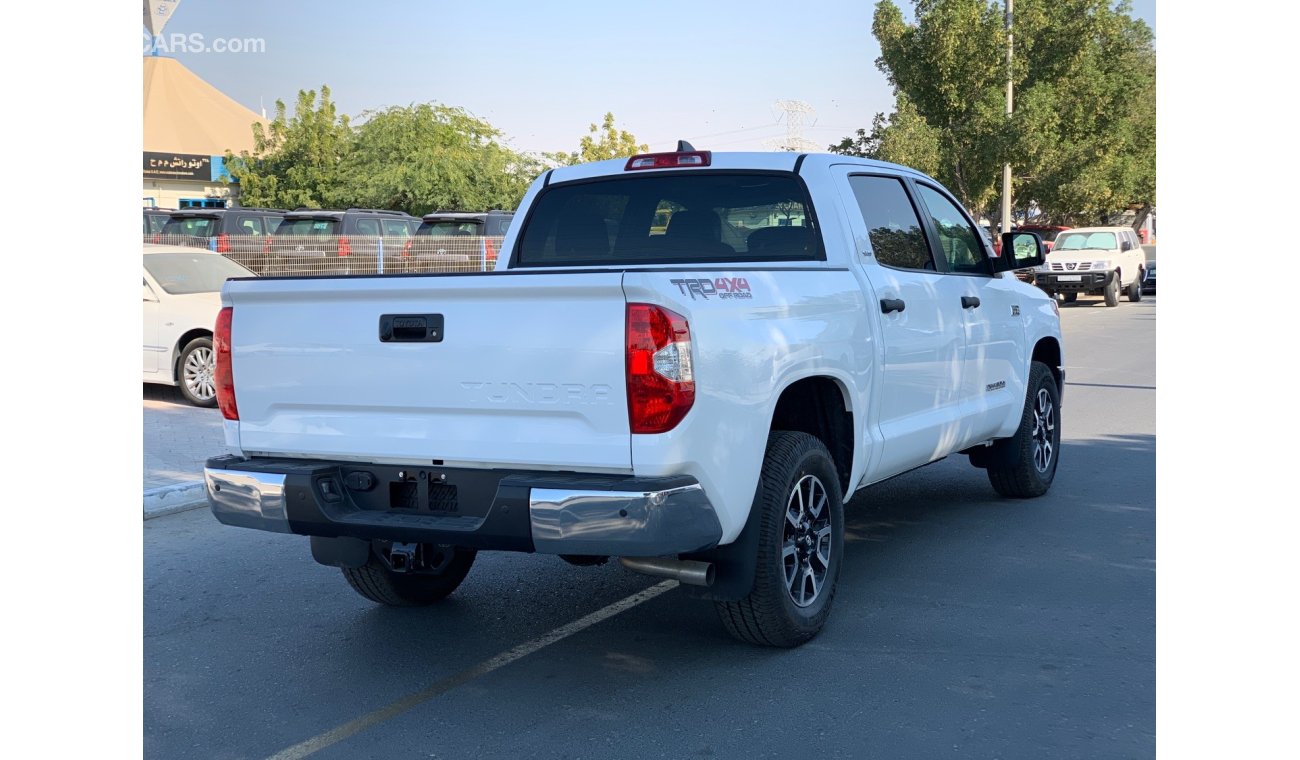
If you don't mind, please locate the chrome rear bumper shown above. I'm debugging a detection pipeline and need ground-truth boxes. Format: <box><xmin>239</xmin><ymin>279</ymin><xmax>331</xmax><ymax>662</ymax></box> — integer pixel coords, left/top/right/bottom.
<box><xmin>204</xmin><ymin>457</ymin><xmax>721</xmax><ymax>556</ymax></box>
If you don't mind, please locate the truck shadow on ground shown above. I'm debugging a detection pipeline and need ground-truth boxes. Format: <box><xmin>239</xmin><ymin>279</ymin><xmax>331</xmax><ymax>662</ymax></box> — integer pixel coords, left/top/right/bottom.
<box><xmin>147</xmin><ymin>434</ymin><xmax>1155</xmax><ymax>757</ymax></box>
<box><xmin>143</xmin><ymin>383</ymin><xmax>194</xmax><ymax>408</ymax></box>
<box><xmin>338</xmin><ymin>434</ymin><xmax>1155</xmax><ymax>658</ymax></box>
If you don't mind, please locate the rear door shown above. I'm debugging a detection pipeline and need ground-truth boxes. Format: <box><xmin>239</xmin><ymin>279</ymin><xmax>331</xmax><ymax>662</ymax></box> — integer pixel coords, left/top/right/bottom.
<box><xmin>833</xmin><ymin>168</ymin><xmax>970</xmax><ymax>481</ymax></box>
<box><xmin>227</xmin><ymin>273</ymin><xmax>633</xmax><ymax>471</ymax></box>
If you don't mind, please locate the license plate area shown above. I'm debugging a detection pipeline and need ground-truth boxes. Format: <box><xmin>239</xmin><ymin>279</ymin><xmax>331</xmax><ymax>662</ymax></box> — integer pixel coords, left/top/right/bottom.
<box><xmin>1057</xmin><ymin>274</ymin><xmax>1082</xmax><ymax>282</ymax></box>
<box><xmin>318</xmin><ymin>465</ymin><xmax>492</xmax><ymax>519</ymax></box>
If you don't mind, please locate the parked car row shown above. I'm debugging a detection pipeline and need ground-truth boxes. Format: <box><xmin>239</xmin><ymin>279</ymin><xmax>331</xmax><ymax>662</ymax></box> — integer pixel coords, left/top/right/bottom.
<box><xmin>144</xmin><ymin>206</ymin><xmax>515</xmax><ymax>275</ymax></box>
<box><xmin>143</xmin><ymin>244</ymin><xmax>257</xmax><ymax>406</ymax></box>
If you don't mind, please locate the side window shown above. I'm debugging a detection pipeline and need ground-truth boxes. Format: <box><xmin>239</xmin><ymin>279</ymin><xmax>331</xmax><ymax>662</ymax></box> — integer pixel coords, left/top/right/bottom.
<box><xmin>354</xmin><ymin>218</ymin><xmax>381</xmax><ymax>236</ymax></box>
<box><xmin>915</xmin><ymin>184</ymin><xmax>988</xmax><ymax>275</ymax></box>
<box><xmin>381</xmin><ymin>219</ymin><xmax>410</xmax><ymax>237</ymax></box>
<box><xmin>847</xmin><ymin>175</ymin><xmax>935</xmax><ymax>271</ymax></box>
<box><xmin>236</xmin><ymin>215</ymin><xmax>261</xmax><ymax>236</ymax></box>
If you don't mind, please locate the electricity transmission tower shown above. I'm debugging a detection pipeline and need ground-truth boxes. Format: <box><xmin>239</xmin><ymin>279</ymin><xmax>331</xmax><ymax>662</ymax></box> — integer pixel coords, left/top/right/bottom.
<box><xmin>766</xmin><ymin>100</ymin><xmax>820</xmax><ymax>152</ymax></box>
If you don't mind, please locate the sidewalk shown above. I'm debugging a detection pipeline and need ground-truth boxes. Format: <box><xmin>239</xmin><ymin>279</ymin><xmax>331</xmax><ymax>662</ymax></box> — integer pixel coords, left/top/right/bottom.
<box><xmin>143</xmin><ymin>384</ymin><xmax>231</xmax><ymax>517</ymax></box>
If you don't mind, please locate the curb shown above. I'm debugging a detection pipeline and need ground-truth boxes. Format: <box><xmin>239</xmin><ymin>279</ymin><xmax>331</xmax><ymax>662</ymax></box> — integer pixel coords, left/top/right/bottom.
<box><xmin>144</xmin><ymin>481</ymin><xmax>207</xmax><ymax>520</ymax></box>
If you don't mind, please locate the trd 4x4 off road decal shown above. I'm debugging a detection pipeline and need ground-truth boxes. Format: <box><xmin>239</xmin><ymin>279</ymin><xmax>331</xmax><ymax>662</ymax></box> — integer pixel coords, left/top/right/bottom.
<box><xmin>670</xmin><ymin>277</ymin><xmax>753</xmax><ymax>300</ymax></box>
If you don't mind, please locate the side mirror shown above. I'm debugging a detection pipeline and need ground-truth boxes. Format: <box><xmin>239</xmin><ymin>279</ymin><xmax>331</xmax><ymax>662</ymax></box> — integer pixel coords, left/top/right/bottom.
<box><xmin>1121</xmin><ymin>240</ymin><xmax>1133</xmax><ymax>252</ymax></box>
<box><xmin>992</xmin><ymin>231</ymin><xmax>1045</xmax><ymax>272</ymax></box>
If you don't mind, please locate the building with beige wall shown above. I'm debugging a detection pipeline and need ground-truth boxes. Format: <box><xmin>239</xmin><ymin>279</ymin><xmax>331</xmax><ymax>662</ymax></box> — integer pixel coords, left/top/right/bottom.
<box><xmin>142</xmin><ymin>56</ymin><xmax>268</xmax><ymax>209</ymax></box>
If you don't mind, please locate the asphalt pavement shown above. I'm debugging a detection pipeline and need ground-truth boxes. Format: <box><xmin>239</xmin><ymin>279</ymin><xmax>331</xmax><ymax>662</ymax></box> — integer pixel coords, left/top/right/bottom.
<box><xmin>144</xmin><ymin>293</ymin><xmax>1155</xmax><ymax>759</ymax></box>
<box><xmin>143</xmin><ymin>383</ymin><xmax>230</xmax><ymax>516</ymax></box>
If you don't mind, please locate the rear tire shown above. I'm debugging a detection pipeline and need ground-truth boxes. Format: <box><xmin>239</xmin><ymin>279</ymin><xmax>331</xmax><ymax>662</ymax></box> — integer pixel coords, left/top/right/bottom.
<box><xmin>177</xmin><ymin>337</ymin><xmax>217</xmax><ymax>407</ymax></box>
<box><xmin>1127</xmin><ymin>272</ymin><xmax>1143</xmax><ymax>302</ymax></box>
<box><xmin>715</xmin><ymin>431</ymin><xmax>844</xmax><ymax>648</ymax></box>
<box><xmin>1103</xmin><ymin>275</ymin><xmax>1120</xmax><ymax>307</ymax></box>
<box><xmin>342</xmin><ymin>545</ymin><xmax>476</xmax><ymax>606</ymax></box>
<box><xmin>986</xmin><ymin>362</ymin><xmax>1061</xmax><ymax>498</ymax></box>
<box><xmin>1062</xmin><ymin>292</ymin><xmax>1077</xmax><ymax>304</ymax></box>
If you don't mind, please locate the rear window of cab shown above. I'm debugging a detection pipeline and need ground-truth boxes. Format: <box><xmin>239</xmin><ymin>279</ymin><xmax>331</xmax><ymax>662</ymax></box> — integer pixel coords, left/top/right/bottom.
<box><xmin>514</xmin><ymin>172</ymin><xmax>823</xmax><ymax>267</ymax></box>
<box><xmin>276</xmin><ymin>218</ymin><xmax>340</xmax><ymax>235</ymax></box>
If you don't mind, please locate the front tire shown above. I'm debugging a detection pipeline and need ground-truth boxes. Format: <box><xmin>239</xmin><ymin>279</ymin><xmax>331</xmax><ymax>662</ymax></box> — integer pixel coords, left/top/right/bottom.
<box><xmin>715</xmin><ymin>432</ymin><xmax>844</xmax><ymax>648</ymax></box>
<box><xmin>1103</xmin><ymin>274</ymin><xmax>1120</xmax><ymax>307</ymax></box>
<box><xmin>342</xmin><ymin>545</ymin><xmax>476</xmax><ymax>606</ymax></box>
<box><xmin>177</xmin><ymin>337</ymin><xmax>217</xmax><ymax>407</ymax></box>
<box><xmin>1062</xmin><ymin>292</ymin><xmax>1078</xmax><ymax>304</ymax></box>
<box><xmin>985</xmin><ymin>362</ymin><xmax>1061</xmax><ymax>498</ymax></box>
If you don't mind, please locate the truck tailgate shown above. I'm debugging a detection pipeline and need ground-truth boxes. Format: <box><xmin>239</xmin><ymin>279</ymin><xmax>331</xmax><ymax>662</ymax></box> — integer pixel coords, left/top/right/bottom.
<box><xmin>224</xmin><ymin>273</ymin><xmax>631</xmax><ymax>471</ymax></box>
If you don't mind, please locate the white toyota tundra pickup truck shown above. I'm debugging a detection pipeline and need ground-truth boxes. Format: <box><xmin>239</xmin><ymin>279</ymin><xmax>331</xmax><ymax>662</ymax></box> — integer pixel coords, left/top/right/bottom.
<box><xmin>206</xmin><ymin>149</ymin><xmax>1064</xmax><ymax>647</ymax></box>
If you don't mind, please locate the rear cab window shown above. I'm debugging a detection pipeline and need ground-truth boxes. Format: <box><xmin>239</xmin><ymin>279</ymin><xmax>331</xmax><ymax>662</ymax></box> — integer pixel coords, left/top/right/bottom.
<box><xmin>419</xmin><ymin>220</ymin><xmax>483</xmax><ymax>236</ymax></box>
<box><xmin>514</xmin><ymin>172</ymin><xmax>823</xmax><ymax>267</ymax></box>
<box><xmin>381</xmin><ymin>219</ymin><xmax>411</xmax><ymax>237</ymax></box>
<box><xmin>161</xmin><ymin>216</ymin><xmax>217</xmax><ymax>237</ymax></box>
<box><xmin>276</xmin><ymin>218</ymin><xmax>340</xmax><ymax>235</ymax></box>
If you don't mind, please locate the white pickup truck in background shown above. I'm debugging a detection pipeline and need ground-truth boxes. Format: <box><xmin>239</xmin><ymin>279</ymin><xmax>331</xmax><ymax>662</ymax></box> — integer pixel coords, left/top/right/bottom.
<box><xmin>206</xmin><ymin>149</ymin><xmax>1064</xmax><ymax>647</ymax></box>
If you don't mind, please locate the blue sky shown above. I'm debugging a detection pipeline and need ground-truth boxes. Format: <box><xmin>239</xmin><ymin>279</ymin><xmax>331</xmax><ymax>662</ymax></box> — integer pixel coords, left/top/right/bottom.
<box><xmin>154</xmin><ymin>0</ymin><xmax>1156</xmax><ymax>156</ymax></box>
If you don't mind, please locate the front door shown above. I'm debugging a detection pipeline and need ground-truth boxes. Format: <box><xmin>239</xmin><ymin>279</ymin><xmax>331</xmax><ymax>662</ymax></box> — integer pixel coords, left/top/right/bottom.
<box><xmin>912</xmin><ymin>182</ymin><xmax>1027</xmax><ymax>446</ymax></box>
<box><xmin>833</xmin><ymin>168</ymin><xmax>971</xmax><ymax>482</ymax></box>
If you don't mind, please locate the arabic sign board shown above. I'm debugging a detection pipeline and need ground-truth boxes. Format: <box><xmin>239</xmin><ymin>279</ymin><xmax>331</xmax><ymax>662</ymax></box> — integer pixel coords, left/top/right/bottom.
<box><xmin>143</xmin><ymin>152</ymin><xmax>231</xmax><ymax>182</ymax></box>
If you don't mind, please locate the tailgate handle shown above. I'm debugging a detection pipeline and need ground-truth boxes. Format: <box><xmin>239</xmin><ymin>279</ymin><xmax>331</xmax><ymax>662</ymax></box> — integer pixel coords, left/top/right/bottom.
<box><xmin>379</xmin><ymin>314</ymin><xmax>444</xmax><ymax>343</ymax></box>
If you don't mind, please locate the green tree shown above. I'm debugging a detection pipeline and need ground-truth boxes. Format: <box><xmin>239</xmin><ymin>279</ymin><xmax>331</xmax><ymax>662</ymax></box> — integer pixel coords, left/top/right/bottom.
<box><xmin>830</xmin><ymin>94</ymin><xmax>941</xmax><ymax>178</ymax></box>
<box><xmin>224</xmin><ymin>86</ymin><xmax>352</xmax><ymax>209</ymax></box>
<box><xmin>550</xmin><ymin>112</ymin><xmax>648</xmax><ymax>166</ymax></box>
<box><xmin>839</xmin><ymin>1</ymin><xmax>1154</xmax><ymax>225</ymax></box>
<box><xmin>1011</xmin><ymin>1</ymin><xmax>1156</xmax><ymax>224</ymax></box>
<box><xmin>339</xmin><ymin>104</ymin><xmax>541</xmax><ymax>214</ymax></box>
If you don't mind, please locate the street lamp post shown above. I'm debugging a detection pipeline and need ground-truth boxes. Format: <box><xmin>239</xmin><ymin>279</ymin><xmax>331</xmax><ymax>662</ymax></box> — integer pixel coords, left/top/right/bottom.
<box><xmin>1001</xmin><ymin>0</ymin><xmax>1014</xmax><ymax>237</ymax></box>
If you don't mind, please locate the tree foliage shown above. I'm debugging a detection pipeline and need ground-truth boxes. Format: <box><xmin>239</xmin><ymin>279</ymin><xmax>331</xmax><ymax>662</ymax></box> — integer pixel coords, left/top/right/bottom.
<box><xmin>226</xmin><ymin>86</ymin><xmax>352</xmax><ymax>210</ymax></box>
<box><xmin>339</xmin><ymin>104</ymin><xmax>540</xmax><ymax>215</ymax></box>
<box><xmin>549</xmin><ymin>112</ymin><xmax>648</xmax><ymax>166</ymax></box>
<box><xmin>833</xmin><ymin>1</ymin><xmax>1155</xmax><ymax>225</ymax></box>
<box><xmin>226</xmin><ymin>88</ymin><xmax>544</xmax><ymax>214</ymax></box>
<box><xmin>830</xmin><ymin>94</ymin><xmax>942</xmax><ymax>178</ymax></box>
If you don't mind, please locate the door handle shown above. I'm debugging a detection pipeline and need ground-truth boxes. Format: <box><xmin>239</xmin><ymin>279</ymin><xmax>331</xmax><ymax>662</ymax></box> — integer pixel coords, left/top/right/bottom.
<box><xmin>880</xmin><ymin>298</ymin><xmax>906</xmax><ymax>314</ymax></box>
<box><xmin>961</xmin><ymin>296</ymin><xmax>981</xmax><ymax>309</ymax></box>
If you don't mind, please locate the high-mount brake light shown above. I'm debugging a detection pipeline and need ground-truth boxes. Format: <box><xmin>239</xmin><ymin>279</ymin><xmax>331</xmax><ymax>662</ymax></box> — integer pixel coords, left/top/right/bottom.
<box><xmin>624</xmin><ymin>151</ymin><xmax>712</xmax><ymax>171</ymax></box>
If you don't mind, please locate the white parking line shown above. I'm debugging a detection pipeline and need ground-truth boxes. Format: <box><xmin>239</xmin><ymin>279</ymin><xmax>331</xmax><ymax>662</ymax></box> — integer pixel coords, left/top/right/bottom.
<box><xmin>264</xmin><ymin>579</ymin><xmax>679</xmax><ymax>760</ymax></box>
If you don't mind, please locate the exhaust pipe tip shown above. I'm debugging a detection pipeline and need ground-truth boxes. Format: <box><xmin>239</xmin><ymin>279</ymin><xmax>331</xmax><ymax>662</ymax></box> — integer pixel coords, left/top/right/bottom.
<box><xmin>619</xmin><ymin>556</ymin><xmax>715</xmax><ymax>587</ymax></box>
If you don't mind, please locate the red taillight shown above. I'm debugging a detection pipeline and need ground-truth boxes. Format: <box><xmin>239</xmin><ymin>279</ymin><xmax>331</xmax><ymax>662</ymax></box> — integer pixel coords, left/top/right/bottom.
<box><xmin>337</xmin><ymin>236</ymin><xmax>352</xmax><ymax>257</ymax></box>
<box><xmin>214</xmin><ymin>307</ymin><xmax>238</xmax><ymax>420</ymax></box>
<box><xmin>401</xmin><ymin>238</ymin><xmax>413</xmax><ymax>257</ymax></box>
<box><xmin>262</xmin><ymin>237</ymin><xmax>272</xmax><ymax>255</ymax></box>
<box><xmin>626</xmin><ymin>303</ymin><xmax>694</xmax><ymax>434</ymax></box>
<box><xmin>625</xmin><ymin>151</ymin><xmax>712</xmax><ymax>171</ymax></box>
<box><xmin>216</xmin><ymin>232</ymin><xmax>231</xmax><ymax>253</ymax></box>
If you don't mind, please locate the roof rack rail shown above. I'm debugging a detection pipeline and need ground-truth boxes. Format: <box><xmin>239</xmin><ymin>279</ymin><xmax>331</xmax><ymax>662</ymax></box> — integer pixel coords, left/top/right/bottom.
<box><xmin>344</xmin><ymin>208</ymin><xmax>413</xmax><ymax>216</ymax></box>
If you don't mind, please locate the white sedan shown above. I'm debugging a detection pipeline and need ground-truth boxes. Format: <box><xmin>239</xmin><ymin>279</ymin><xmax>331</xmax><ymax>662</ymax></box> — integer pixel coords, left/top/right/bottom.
<box><xmin>143</xmin><ymin>245</ymin><xmax>255</xmax><ymax>406</ymax></box>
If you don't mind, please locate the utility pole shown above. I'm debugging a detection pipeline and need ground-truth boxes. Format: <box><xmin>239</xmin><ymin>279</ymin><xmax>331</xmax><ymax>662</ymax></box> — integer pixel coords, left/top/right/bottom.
<box><xmin>766</xmin><ymin>100</ymin><xmax>819</xmax><ymax>153</ymax></box>
<box><xmin>1001</xmin><ymin>0</ymin><xmax>1014</xmax><ymax>236</ymax></box>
